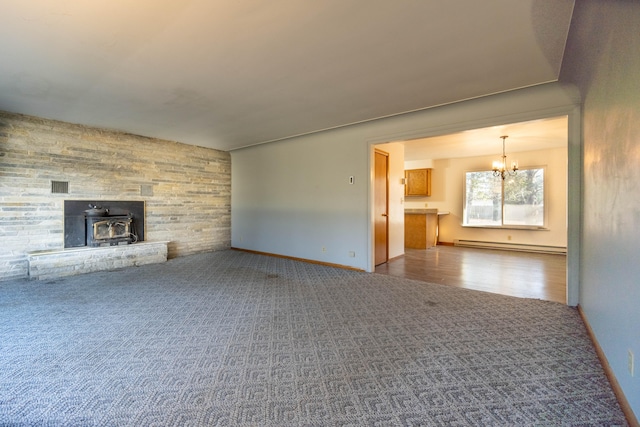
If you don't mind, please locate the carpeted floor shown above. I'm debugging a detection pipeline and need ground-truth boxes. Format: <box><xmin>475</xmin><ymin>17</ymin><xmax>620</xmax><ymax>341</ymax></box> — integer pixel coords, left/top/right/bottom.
<box><xmin>0</xmin><ymin>250</ymin><xmax>628</xmax><ymax>426</ymax></box>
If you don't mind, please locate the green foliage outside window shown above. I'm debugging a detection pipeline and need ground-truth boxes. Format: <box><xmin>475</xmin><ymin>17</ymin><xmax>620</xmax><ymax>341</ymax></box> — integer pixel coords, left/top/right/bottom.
<box><xmin>464</xmin><ymin>168</ymin><xmax>544</xmax><ymax>227</ymax></box>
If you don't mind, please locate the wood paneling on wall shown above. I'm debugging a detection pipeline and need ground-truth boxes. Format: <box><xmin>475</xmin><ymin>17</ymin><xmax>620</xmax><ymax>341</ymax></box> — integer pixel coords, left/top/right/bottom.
<box><xmin>0</xmin><ymin>111</ymin><xmax>231</xmax><ymax>280</ymax></box>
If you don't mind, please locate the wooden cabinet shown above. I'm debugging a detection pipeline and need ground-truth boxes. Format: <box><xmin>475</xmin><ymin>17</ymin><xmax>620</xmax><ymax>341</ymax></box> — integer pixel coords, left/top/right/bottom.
<box><xmin>404</xmin><ymin>168</ymin><xmax>431</xmax><ymax>196</ymax></box>
<box><xmin>405</xmin><ymin>210</ymin><xmax>438</xmax><ymax>249</ymax></box>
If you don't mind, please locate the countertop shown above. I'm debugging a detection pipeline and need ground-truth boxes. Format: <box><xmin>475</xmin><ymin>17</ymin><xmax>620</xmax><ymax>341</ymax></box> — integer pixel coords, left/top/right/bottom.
<box><xmin>405</xmin><ymin>208</ymin><xmax>437</xmax><ymax>214</ymax></box>
<box><xmin>404</xmin><ymin>209</ymin><xmax>449</xmax><ymax>215</ymax></box>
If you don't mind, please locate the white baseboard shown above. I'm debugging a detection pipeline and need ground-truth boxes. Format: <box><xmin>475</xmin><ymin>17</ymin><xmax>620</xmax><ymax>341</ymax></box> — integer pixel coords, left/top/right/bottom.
<box><xmin>453</xmin><ymin>239</ymin><xmax>566</xmax><ymax>254</ymax></box>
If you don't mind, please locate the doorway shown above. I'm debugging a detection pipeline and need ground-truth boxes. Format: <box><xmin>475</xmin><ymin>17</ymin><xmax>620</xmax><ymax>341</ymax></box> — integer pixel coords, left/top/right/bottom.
<box><xmin>374</xmin><ymin>149</ymin><xmax>389</xmax><ymax>265</ymax></box>
<box><xmin>370</xmin><ymin>111</ymin><xmax>579</xmax><ymax>305</ymax></box>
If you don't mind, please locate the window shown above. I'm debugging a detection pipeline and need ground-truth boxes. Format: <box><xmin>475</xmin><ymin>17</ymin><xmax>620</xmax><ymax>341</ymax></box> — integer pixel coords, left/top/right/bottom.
<box><xmin>464</xmin><ymin>168</ymin><xmax>545</xmax><ymax>228</ymax></box>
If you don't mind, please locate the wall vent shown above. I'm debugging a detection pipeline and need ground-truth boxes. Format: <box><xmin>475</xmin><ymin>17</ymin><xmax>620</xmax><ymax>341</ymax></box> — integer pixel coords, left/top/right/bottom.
<box><xmin>51</xmin><ymin>181</ymin><xmax>69</xmax><ymax>194</ymax></box>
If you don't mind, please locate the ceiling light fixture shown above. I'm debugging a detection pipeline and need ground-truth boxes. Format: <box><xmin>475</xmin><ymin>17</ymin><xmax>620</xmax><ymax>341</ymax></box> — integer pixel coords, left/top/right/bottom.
<box><xmin>492</xmin><ymin>135</ymin><xmax>518</xmax><ymax>180</ymax></box>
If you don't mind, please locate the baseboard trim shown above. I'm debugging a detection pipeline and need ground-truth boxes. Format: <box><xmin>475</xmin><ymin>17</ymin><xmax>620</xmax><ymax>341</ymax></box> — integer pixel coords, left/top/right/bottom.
<box><xmin>453</xmin><ymin>239</ymin><xmax>566</xmax><ymax>254</ymax></box>
<box><xmin>387</xmin><ymin>254</ymin><xmax>404</xmax><ymax>262</ymax></box>
<box><xmin>230</xmin><ymin>248</ymin><xmax>365</xmax><ymax>272</ymax></box>
<box><xmin>578</xmin><ymin>305</ymin><xmax>639</xmax><ymax>427</ymax></box>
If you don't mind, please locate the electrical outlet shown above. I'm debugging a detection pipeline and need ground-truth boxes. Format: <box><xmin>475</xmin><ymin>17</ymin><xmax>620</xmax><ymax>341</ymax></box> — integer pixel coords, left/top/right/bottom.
<box><xmin>322</xmin><ymin>247</ymin><xmax>326</xmax><ymax>252</ymax></box>
<box><xmin>348</xmin><ymin>251</ymin><xmax>355</xmax><ymax>258</ymax></box>
<box><xmin>507</xmin><ymin>235</ymin><xmax>512</xmax><ymax>241</ymax></box>
<box><xmin>629</xmin><ymin>349</ymin><xmax>635</xmax><ymax>376</ymax></box>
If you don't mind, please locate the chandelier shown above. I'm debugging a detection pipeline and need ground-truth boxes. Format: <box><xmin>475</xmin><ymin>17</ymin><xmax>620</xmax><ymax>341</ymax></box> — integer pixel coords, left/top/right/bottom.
<box><xmin>492</xmin><ymin>135</ymin><xmax>518</xmax><ymax>180</ymax></box>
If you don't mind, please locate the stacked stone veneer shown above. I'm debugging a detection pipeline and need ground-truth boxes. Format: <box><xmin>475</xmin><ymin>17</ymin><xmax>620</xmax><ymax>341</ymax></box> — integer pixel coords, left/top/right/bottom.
<box><xmin>0</xmin><ymin>111</ymin><xmax>230</xmax><ymax>280</ymax></box>
<box><xmin>27</xmin><ymin>242</ymin><xmax>169</xmax><ymax>281</ymax></box>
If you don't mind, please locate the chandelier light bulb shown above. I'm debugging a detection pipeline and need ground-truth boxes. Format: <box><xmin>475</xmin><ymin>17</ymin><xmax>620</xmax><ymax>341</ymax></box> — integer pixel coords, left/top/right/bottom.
<box><xmin>492</xmin><ymin>135</ymin><xmax>518</xmax><ymax>180</ymax></box>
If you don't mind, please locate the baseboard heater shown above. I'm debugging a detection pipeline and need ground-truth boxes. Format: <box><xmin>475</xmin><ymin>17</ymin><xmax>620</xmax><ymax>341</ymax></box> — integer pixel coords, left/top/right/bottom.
<box><xmin>453</xmin><ymin>239</ymin><xmax>567</xmax><ymax>254</ymax></box>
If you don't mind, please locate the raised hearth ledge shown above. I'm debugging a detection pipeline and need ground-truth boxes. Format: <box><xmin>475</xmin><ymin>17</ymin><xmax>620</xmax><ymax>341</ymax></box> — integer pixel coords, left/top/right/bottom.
<box><xmin>27</xmin><ymin>241</ymin><xmax>169</xmax><ymax>281</ymax></box>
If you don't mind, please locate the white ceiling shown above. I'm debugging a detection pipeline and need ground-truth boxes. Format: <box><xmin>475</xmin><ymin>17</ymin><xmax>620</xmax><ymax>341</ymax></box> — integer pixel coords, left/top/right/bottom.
<box><xmin>402</xmin><ymin>115</ymin><xmax>568</xmax><ymax>161</ymax></box>
<box><xmin>0</xmin><ymin>1</ymin><xmax>574</xmax><ymax>152</ymax></box>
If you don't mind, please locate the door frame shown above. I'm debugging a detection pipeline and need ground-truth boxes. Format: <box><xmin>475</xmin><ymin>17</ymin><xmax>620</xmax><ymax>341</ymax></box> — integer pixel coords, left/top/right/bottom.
<box><xmin>368</xmin><ymin>104</ymin><xmax>581</xmax><ymax>306</ymax></box>
<box><xmin>374</xmin><ymin>149</ymin><xmax>389</xmax><ymax>265</ymax></box>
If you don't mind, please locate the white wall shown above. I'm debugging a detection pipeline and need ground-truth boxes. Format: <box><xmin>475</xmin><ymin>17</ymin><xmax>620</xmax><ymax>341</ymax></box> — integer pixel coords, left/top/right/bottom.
<box><xmin>231</xmin><ymin>129</ymin><xmax>369</xmax><ymax>268</ymax></box>
<box><xmin>231</xmin><ymin>82</ymin><xmax>579</xmax><ymax>274</ymax></box>
<box><xmin>560</xmin><ymin>0</ymin><xmax>640</xmax><ymax>419</ymax></box>
<box><xmin>403</xmin><ymin>147</ymin><xmax>568</xmax><ymax>248</ymax></box>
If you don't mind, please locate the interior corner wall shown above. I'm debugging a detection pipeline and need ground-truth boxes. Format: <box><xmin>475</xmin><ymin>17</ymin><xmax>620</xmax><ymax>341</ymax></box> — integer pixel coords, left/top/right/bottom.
<box><xmin>230</xmin><ymin>129</ymin><xmax>369</xmax><ymax>269</ymax></box>
<box><xmin>559</xmin><ymin>0</ymin><xmax>640</xmax><ymax>418</ymax></box>
<box><xmin>0</xmin><ymin>111</ymin><xmax>231</xmax><ymax>280</ymax></box>
<box><xmin>231</xmin><ymin>82</ymin><xmax>579</xmax><ymax>273</ymax></box>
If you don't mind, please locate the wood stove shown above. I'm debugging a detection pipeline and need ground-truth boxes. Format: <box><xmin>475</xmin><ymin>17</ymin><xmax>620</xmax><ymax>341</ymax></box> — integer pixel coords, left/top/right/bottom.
<box><xmin>64</xmin><ymin>200</ymin><xmax>145</xmax><ymax>248</ymax></box>
<box><xmin>86</xmin><ymin>215</ymin><xmax>136</xmax><ymax>247</ymax></box>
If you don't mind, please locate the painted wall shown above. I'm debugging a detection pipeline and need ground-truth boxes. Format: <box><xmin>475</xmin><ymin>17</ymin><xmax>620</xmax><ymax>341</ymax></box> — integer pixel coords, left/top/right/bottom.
<box><xmin>0</xmin><ymin>112</ymin><xmax>231</xmax><ymax>280</ymax></box>
<box><xmin>403</xmin><ymin>147</ymin><xmax>568</xmax><ymax>249</ymax></box>
<box><xmin>560</xmin><ymin>0</ymin><xmax>640</xmax><ymax>418</ymax></box>
<box><xmin>231</xmin><ymin>82</ymin><xmax>579</xmax><ymax>273</ymax></box>
<box><xmin>231</xmin><ymin>128</ymin><xmax>369</xmax><ymax>268</ymax></box>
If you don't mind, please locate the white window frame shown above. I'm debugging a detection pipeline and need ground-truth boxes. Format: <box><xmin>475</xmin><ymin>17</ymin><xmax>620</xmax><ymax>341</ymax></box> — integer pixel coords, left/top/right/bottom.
<box><xmin>463</xmin><ymin>166</ymin><xmax>548</xmax><ymax>230</ymax></box>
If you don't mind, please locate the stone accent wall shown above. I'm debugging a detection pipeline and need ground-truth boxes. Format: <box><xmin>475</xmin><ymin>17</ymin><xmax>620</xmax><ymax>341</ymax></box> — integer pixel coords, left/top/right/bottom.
<box><xmin>0</xmin><ymin>111</ymin><xmax>231</xmax><ymax>280</ymax></box>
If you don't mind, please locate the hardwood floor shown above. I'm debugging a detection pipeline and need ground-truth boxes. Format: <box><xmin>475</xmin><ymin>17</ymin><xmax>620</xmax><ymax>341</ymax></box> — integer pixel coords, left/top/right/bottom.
<box><xmin>375</xmin><ymin>245</ymin><xmax>567</xmax><ymax>304</ymax></box>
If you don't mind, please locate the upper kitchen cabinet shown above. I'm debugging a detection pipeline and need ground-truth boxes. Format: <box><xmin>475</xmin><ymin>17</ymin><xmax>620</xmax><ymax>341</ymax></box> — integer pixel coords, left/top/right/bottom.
<box><xmin>404</xmin><ymin>168</ymin><xmax>431</xmax><ymax>197</ymax></box>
